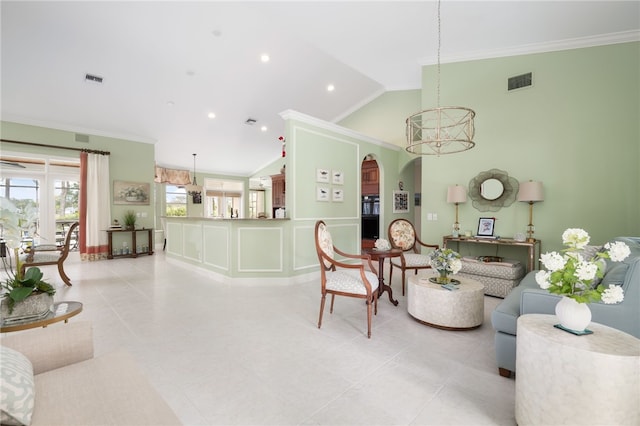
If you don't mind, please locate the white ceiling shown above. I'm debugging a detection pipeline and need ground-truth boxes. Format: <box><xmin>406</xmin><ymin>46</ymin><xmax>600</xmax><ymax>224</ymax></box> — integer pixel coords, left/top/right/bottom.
<box><xmin>2</xmin><ymin>1</ymin><xmax>638</xmax><ymax>176</ymax></box>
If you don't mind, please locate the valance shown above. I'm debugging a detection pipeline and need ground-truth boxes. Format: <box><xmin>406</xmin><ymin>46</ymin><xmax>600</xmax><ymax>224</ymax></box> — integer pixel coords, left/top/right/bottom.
<box><xmin>154</xmin><ymin>166</ymin><xmax>191</xmax><ymax>185</ymax></box>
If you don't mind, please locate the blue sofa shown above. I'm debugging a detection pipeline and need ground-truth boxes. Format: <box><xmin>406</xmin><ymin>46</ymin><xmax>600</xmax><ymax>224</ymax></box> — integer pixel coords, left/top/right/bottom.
<box><xmin>491</xmin><ymin>236</ymin><xmax>640</xmax><ymax>378</ymax></box>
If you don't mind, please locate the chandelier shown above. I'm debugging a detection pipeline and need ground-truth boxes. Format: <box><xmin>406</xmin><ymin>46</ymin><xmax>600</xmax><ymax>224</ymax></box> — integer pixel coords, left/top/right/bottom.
<box><xmin>406</xmin><ymin>0</ymin><xmax>476</xmax><ymax>156</ymax></box>
<box><xmin>186</xmin><ymin>153</ymin><xmax>203</xmax><ymax>204</ymax></box>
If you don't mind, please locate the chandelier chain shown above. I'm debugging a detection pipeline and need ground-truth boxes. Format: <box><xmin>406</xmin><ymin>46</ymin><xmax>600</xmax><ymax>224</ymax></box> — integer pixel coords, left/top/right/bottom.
<box><xmin>437</xmin><ymin>0</ymin><xmax>441</xmax><ymax>108</ymax></box>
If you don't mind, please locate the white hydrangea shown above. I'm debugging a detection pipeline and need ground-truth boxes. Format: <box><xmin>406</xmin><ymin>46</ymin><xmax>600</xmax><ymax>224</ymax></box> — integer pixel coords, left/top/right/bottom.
<box><xmin>601</xmin><ymin>285</ymin><xmax>625</xmax><ymax>304</ymax></box>
<box><xmin>540</xmin><ymin>252</ymin><xmax>566</xmax><ymax>271</ymax></box>
<box><xmin>562</xmin><ymin>228</ymin><xmax>590</xmax><ymax>250</ymax></box>
<box><xmin>575</xmin><ymin>261</ymin><xmax>598</xmax><ymax>281</ymax></box>
<box><xmin>450</xmin><ymin>258</ymin><xmax>462</xmax><ymax>274</ymax></box>
<box><xmin>535</xmin><ymin>270</ymin><xmax>551</xmax><ymax>289</ymax></box>
<box><xmin>604</xmin><ymin>241</ymin><xmax>631</xmax><ymax>262</ymax></box>
<box><xmin>374</xmin><ymin>238</ymin><xmax>391</xmax><ymax>251</ymax></box>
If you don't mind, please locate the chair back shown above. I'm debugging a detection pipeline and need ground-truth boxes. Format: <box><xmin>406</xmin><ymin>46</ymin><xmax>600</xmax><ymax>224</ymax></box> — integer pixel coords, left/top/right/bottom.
<box><xmin>315</xmin><ymin>221</ymin><xmax>335</xmax><ymax>269</ymax></box>
<box><xmin>388</xmin><ymin>219</ymin><xmax>417</xmax><ymax>252</ymax></box>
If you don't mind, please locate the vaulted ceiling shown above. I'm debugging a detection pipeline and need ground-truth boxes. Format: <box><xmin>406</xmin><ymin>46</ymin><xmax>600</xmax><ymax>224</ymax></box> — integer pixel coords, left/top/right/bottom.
<box><xmin>2</xmin><ymin>1</ymin><xmax>638</xmax><ymax>176</ymax></box>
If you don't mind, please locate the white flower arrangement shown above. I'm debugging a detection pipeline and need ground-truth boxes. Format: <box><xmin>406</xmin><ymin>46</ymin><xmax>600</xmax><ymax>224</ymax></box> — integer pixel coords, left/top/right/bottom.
<box><xmin>535</xmin><ymin>228</ymin><xmax>630</xmax><ymax>304</ymax></box>
<box><xmin>374</xmin><ymin>238</ymin><xmax>391</xmax><ymax>251</ymax></box>
<box><xmin>427</xmin><ymin>248</ymin><xmax>462</xmax><ymax>275</ymax></box>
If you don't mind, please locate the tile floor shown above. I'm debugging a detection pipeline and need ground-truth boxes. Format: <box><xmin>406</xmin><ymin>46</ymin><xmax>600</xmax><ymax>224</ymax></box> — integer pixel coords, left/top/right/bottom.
<box><xmin>21</xmin><ymin>252</ymin><xmax>516</xmax><ymax>425</ymax></box>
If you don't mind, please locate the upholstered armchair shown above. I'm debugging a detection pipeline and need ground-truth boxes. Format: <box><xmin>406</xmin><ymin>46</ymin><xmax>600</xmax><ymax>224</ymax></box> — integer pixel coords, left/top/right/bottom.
<box><xmin>388</xmin><ymin>219</ymin><xmax>439</xmax><ymax>295</ymax></box>
<box><xmin>314</xmin><ymin>220</ymin><xmax>379</xmax><ymax>338</ymax></box>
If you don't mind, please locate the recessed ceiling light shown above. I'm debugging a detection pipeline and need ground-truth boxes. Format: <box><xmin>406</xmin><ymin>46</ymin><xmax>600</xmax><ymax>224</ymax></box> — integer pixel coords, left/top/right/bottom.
<box><xmin>208</xmin><ymin>112</ymin><xmax>216</xmax><ymax>119</ymax></box>
<box><xmin>260</xmin><ymin>126</ymin><xmax>268</xmax><ymax>132</ymax></box>
<box><xmin>212</xmin><ymin>29</ymin><xmax>222</xmax><ymax>37</ymax></box>
<box><xmin>261</xmin><ymin>54</ymin><xmax>270</xmax><ymax>63</ymax></box>
<box><xmin>327</xmin><ymin>84</ymin><xmax>335</xmax><ymax>92</ymax></box>
<box><xmin>166</xmin><ymin>101</ymin><xmax>175</xmax><ymax>107</ymax></box>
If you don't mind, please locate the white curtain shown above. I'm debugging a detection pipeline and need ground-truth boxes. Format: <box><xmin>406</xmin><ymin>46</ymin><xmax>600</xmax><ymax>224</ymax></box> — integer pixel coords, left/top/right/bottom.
<box><xmin>79</xmin><ymin>152</ymin><xmax>111</xmax><ymax>260</ymax></box>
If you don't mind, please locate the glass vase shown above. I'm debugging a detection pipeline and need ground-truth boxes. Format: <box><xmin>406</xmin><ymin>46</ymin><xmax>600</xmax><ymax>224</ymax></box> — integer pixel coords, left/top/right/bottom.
<box><xmin>436</xmin><ymin>270</ymin><xmax>451</xmax><ymax>284</ymax></box>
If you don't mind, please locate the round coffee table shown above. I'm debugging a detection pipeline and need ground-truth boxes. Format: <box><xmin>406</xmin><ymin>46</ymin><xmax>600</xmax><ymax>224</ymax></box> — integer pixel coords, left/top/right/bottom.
<box><xmin>407</xmin><ymin>272</ymin><xmax>484</xmax><ymax>330</ymax></box>
<box><xmin>1</xmin><ymin>301</ymin><xmax>83</xmax><ymax>333</ymax></box>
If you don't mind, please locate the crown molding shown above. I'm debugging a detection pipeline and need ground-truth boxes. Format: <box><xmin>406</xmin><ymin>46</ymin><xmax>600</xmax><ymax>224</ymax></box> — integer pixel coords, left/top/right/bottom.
<box><xmin>419</xmin><ymin>30</ymin><xmax>640</xmax><ymax>66</ymax></box>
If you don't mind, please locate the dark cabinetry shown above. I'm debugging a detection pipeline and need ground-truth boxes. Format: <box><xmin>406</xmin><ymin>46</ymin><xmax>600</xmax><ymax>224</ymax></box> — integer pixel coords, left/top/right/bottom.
<box><xmin>271</xmin><ymin>174</ymin><xmax>285</xmax><ymax>217</ymax></box>
<box><xmin>361</xmin><ymin>160</ymin><xmax>379</xmax><ymax>195</ymax></box>
<box><xmin>107</xmin><ymin>228</ymin><xmax>154</xmax><ymax>259</ymax></box>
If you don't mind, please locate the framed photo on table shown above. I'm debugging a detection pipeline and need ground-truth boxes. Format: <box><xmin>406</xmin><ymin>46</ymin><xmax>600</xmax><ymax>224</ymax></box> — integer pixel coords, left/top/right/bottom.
<box><xmin>477</xmin><ymin>217</ymin><xmax>496</xmax><ymax>237</ymax></box>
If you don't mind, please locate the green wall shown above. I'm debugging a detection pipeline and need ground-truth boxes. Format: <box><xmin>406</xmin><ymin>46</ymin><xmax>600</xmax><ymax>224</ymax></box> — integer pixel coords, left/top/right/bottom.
<box><xmin>341</xmin><ymin>42</ymin><xmax>640</xmax><ymax>253</ymax></box>
<box><xmin>1</xmin><ymin>121</ymin><xmax>156</xmax><ymax>228</ymax></box>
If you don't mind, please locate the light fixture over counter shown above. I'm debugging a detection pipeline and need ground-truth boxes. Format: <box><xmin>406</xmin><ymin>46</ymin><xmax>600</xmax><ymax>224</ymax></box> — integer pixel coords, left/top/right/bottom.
<box><xmin>186</xmin><ymin>153</ymin><xmax>203</xmax><ymax>204</ymax></box>
<box><xmin>405</xmin><ymin>0</ymin><xmax>476</xmax><ymax>156</ymax></box>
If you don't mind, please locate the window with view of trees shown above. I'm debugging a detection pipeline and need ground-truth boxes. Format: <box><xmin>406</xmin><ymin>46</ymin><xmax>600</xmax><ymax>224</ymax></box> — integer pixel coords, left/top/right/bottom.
<box><xmin>165</xmin><ymin>184</ymin><xmax>187</xmax><ymax>216</ymax></box>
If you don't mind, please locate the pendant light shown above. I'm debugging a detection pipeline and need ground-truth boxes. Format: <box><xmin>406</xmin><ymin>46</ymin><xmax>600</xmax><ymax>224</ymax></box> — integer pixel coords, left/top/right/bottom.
<box><xmin>406</xmin><ymin>0</ymin><xmax>476</xmax><ymax>156</ymax></box>
<box><xmin>186</xmin><ymin>153</ymin><xmax>203</xmax><ymax>204</ymax></box>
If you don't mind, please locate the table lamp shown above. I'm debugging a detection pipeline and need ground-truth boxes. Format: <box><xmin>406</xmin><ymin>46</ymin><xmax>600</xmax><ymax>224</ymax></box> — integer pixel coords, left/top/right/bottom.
<box><xmin>447</xmin><ymin>185</ymin><xmax>467</xmax><ymax>237</ymax></box>
<box><xmin>517</xmin><ymin>181</ymin><xmax>544</xmax><ymax>242</ymax></box>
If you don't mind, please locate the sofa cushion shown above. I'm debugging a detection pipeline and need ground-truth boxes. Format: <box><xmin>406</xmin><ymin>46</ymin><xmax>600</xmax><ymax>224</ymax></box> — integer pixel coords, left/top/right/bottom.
<box><xmin>601</xmin><ymin>263</ymin><xmax>629</xmax><ymax>287</ymax></box>
<box><xmin>31</xmin><ymin>350</ymin><xmax>181</xmax><ymax>426</ymax></box>
<box><xmin>0</xmin><ymin>346</ymin><xmax>35</xmax><ymax>426</ymax></box>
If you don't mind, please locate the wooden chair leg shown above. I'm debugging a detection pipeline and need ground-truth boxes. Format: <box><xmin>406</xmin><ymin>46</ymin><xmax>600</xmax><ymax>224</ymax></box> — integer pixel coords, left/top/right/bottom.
<box><xmin>366</xmin><ymin>300</ymin><xmax>372</xmax><ymax>338</ymax></box>
<box><xmin>329</xmin><ymin>294</ymin><xmax>335</xmax><ymax>314</ymax></box>
<box><xmin>58</xmin><ymin>263</ymin><xmax>72</xmax><ymax>286</ymax></box>
<box><xmin>402</xmin><ymin>269</ymin><xmax>406</xmax><ymax>296</ymax></box>
<box><xmin>318</xmin><ymin>294</ymin><xmax>326</xmax><ymax>329</ymax></box>
<box><xmin>498</xmin><ymin>368</ymin><xmax>512</xmax><ymax>378</ymax></box>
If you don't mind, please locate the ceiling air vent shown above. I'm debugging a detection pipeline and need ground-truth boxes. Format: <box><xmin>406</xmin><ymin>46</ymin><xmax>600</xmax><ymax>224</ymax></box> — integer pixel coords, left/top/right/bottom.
<box><xmin>508</xmin><ymin>72</ymin><xmax>532</xmax><ymax>91</ymax></box>
<box><xmin>85</xmin><ymin>73</ymin><xmax>103</xmax><ymax>83</ymax></box>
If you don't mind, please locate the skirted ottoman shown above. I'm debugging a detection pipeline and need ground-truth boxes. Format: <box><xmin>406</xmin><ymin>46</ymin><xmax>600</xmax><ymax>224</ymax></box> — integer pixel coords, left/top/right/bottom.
<box><xmin>456</xmin><ymin>257</ymin><xmax>525</xmax><ymax>298</ymax></box>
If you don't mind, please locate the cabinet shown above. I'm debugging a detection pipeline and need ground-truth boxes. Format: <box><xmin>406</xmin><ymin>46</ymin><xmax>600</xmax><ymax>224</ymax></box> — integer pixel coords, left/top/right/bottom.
<box><xmin>270</xmin><ymin>174</ymin><xmax>285</xmax><ymax>217</ymax></box>
<box><xmin>361</xmin><ymin>160</ymin><xmax>379</xmax><ymax>195</ymax></box>
<box><xmin>107</xmin><ymin>228</ymin><xmax>154</xmax><ymax>259</ymax></box>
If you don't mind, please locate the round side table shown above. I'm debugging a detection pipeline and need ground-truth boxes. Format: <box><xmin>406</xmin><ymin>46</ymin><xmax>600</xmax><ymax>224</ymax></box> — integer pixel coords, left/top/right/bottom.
<box><xmin>407</xmin><ymin>272</ymin><xmax>484</xmax><ymax>330</ymax></box>
<box><xmin>516</xmin><ymin>314</ymin><xmax>640</xmax><ymax>425</ymax></box>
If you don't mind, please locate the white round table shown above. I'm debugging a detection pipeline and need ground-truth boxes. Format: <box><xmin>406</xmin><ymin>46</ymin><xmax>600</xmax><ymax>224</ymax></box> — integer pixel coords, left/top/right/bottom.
<box><xmin>407</xmin><ymin>272</ymin><xmax>484</xmax><ymax>330</ymax></box>
<box><xmin>516</xmin><ymin>314</ymin><xmax>640</xmax><ymax>425</ymax></box>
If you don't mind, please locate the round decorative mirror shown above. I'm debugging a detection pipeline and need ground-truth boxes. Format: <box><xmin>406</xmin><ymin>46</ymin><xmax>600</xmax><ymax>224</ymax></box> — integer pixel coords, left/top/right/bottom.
<box><xmin>468</xmin><ymin>169</ymin><xmax>519</xmax><ymax>212</ymax></box>
<box><xmin>480</xmin><ymin>178</ymin><xmax>504</xmax><ymax>200</ymax></box>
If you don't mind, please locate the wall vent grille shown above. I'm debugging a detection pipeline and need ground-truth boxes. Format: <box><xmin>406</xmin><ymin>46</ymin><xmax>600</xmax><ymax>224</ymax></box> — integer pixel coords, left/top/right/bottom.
<box><xmin>75</xmin><ymin>133</ymin><xmax>90</xmax><ymax>143</ymax></box>
<box><xmin>508</xmin><ymin>72</ymin><xmax>532</xmax><ymax>91</ymax></box>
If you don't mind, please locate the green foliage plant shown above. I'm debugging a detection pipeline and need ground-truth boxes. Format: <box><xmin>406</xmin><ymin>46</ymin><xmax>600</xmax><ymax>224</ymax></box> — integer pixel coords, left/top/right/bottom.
<box><xmin>123</xmin><ymin>210</ymin><xmax>137</xmax><ymax>228</ymax></box>
<box><xmin>1</xmin><ymin>249</ymin><xmax>55</xmax><ymax>314</ymax></box>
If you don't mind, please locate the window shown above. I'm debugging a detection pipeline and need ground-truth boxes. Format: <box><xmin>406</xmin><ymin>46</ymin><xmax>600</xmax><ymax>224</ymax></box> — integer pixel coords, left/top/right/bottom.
<box><xmin>204</xmin><ymin>179</ymin><xmax>244</xmax><ymax>218</ymax></box>
<box><xmin>0</xmin><ymin>153</ymin><xmax>80</xmax><ymax>246</ymax></box>
<box><xmin>165</xmin><ymin>185</ymin><xmax>187</xmax><ymax>216</ymax></box>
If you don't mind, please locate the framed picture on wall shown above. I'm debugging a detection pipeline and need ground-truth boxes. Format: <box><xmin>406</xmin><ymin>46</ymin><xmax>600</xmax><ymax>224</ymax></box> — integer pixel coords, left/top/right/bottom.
<box><xmin>332</xmin><ymin>188</ymin><xmax>344</xmax><ymax>202</ymax></box>
<box><xmin>316</xmin><ymin>168</ymin><xmax>330</xmax><ymax>183</ymax></box>
<box><xmin>316</xmin><ymin>186</ymin><xmax>330</xmax><ymax>202</ymax></box>
<box><xmin>393</xmin><ymin>190</ymin><xmax>409</xmax><ymax>213</ymax></box>
<box><xmin>332</xmin><ymin>170</ymin><xmax>344</xmax><ymax>185</ymax></box>
<box><xmin>113</xmin><ymin>181</ymin><xmax>150</xmax><ymax>205</ymax></box>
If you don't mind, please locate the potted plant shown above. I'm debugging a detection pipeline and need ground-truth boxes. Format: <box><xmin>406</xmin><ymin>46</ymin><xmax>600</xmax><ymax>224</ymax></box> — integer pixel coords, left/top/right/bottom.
<box><xmin>0</xmin><ymin>198</ymin><xmax>55</xmax><ymax>320</ymax></box>
<box><xmin>1</xmin><ymin>250</ymin><xmax>55</xmax><ymax>319</ymax></box>
<box><xmin>123</xmin><ymin>210</ymin><xmax>137</xmax><ymax>230</ymax></box>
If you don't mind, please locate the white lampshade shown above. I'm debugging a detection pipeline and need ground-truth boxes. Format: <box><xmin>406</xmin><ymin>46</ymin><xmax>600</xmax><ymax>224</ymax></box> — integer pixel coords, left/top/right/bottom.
<box><xmin>447</xmin><ymin>185</ymin><xmax>467</xmax><ymax>204</ymax></box>
<box><xmin>518</xmin><ymin>181</ymin><xmax>544</xmax><ymax>202</ymax></box>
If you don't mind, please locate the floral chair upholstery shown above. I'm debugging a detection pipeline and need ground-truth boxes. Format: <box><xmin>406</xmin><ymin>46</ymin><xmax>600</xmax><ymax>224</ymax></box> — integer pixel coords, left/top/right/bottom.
<box><xmin>388</xmin><ymin>219</ymin><xmax>439</xmax><ymax>295</ymax></box>
<box><xmin>19</xmin><ymin>222</ymin><xmax>78</xmax><ymax>286</ymax></box>
<box><xmin>315</xmin><ymin>220</ymin><xmax>379</xmax><ymax>338</ymax></box>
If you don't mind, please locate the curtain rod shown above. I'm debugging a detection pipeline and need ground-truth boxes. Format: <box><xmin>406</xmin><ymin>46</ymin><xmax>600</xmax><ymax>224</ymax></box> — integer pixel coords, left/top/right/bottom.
<box><xmin>0</xmin><ymin>138</ymin><xmax>110</xmax><ymax>155</ymax></box>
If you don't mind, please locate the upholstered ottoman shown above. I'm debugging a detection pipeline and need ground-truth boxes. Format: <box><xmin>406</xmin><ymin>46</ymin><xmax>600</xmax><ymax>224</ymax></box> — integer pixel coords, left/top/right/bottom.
<box><xmin>456</xmin><ymin>257</ymin><xmax>525</xmax><ymax>298</ymax></box>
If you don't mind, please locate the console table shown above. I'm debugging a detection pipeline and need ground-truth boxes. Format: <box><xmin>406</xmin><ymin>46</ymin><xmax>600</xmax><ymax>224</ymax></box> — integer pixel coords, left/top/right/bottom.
<box><xmin>106</xmin><ymin>228</ymin><xmax>154</xmax><ymax>259</ymax></box>
<box><xmin>443</xmin><ymin>236</ymin><xmax>540</xmax><ymax>272</ymax></box>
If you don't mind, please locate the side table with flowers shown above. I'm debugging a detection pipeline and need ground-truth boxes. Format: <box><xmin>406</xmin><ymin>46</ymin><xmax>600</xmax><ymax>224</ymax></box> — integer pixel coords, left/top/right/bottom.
<box><xmin>535</xmin><ymin>228</ymin><xmax>630</xmax><ymax>332</ymax></box>
<box><xmin>427</xmin><ymin>248</ymin><xmax>462</xmax><ymax>284</ymax></box>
